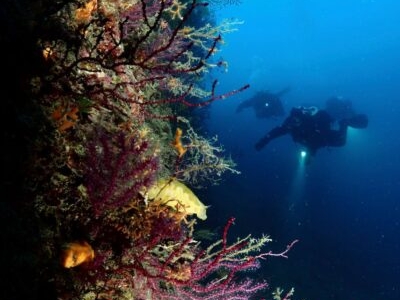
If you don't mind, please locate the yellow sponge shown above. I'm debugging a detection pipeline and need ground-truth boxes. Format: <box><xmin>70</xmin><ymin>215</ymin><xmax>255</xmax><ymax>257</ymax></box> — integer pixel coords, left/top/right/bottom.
<box><xmin>146</xmin><ymin>179</ymin><xmax>208</xmax><ymax>220</ymax></box>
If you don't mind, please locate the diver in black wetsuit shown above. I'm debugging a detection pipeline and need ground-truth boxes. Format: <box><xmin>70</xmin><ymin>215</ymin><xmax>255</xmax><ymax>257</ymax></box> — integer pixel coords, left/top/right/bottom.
<box><xmin>254</xmin><ymin>105</ymin><xmax>368</xmax><ymax>163</ymax></box>
<box><xmin>325</xmin><ymin>96</ymin><xmax>356</xmax><ymax>121</ymax></box>
<box><xmin>236</xmin><ymin>87</ymin><xmax>290</xmax><ymax>119</ymax></box>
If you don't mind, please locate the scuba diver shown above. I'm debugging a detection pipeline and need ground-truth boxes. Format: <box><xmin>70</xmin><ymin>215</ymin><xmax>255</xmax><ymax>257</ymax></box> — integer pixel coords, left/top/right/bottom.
<box><xmin>325</xmin><ymin>96</ymin><xmax>356</xmax><ymax>121</ymax></box>
<box><xmin>254</xmin><ymin>105</ymin><xmax>368</xmax><ymax>163</ymax></box>
<box><xmin>236</xmin><ymin>87</ymin><xmax>290</xmax><ymax>119</ymax></box>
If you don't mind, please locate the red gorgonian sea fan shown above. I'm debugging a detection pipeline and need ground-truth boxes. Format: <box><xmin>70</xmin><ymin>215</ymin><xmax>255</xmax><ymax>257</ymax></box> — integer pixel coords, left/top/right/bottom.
<box><xmin>83</xmin><ymin>127</ymin><xmax>159</xmax><ymax>216</ymax></box>
<box><xmin>85</xmin><ymin>217</ymin><xmax>298</xmax><ymax>299</ymax></box>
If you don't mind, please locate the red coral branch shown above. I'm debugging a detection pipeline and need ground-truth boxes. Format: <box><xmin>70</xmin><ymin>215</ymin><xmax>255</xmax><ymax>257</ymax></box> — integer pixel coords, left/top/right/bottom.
<box><xmin>84</xmin><ymin>128</ymin><xmax>158</xmax><ymax>216</ymax></box>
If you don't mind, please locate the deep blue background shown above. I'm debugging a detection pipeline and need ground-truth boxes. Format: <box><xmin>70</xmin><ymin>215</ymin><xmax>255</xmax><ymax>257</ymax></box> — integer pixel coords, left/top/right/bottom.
<box><xmin>200</xmin><ymin>1</ymin><xmax>400</xmax><ymax>299</ymax></box>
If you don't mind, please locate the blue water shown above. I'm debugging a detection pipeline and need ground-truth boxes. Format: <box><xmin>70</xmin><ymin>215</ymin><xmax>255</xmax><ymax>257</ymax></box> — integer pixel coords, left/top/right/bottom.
<box><xmin>201</xmin><ymin>1</ymin><xmax>400</xmax><ymax>299</ymax></box>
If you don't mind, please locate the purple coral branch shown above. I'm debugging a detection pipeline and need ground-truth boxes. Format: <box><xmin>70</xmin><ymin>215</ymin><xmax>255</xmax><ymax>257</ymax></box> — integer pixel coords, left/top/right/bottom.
<box><xmin>120</xmin><ymin>217</ymin><xmax>270</xmax><ymax>299</ymax></box>
<box><xmin>84</xmin><ymin>128</ymin><xmax>158</xmax><ymax>216</ymax></box>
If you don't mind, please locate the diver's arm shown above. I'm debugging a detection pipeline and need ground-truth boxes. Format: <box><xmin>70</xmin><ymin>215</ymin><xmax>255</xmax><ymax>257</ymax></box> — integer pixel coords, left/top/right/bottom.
<box><xmin>255</xmin><ymin>125</ymin><xmax>289</xmax><ymax>151</ymax></box>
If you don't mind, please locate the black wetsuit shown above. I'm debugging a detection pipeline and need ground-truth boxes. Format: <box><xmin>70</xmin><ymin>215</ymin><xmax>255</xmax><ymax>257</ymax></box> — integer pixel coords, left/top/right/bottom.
<box><xmin>255</xmin><ymin>107</ymin><xmax>348</xmax><ymax>156</ymax></box>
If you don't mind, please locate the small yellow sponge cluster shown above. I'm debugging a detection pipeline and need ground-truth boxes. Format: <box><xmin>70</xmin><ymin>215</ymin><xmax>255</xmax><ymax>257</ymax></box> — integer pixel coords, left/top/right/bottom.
<box><xmin>60</xmin><ymin>241</ymin><xmax>95</xmax><ymax>268</ymax></box>
<box><xmin>146</xmin><ymin>179</ymin><xmax>208</xmax><ymax>220</ymax></box>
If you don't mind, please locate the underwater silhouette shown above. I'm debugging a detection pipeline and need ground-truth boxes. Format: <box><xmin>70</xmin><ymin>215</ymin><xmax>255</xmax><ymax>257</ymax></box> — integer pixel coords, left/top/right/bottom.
<box><xmin>255</xmin><ymin>105</ymin><xmax>368</xmax><ymax>163</ymax></box>
<box><xmin>236</xmin><ymin>87</ymin><xmax>290</xmax><ymax>119</ymax></box>
<box><xmin>325</xmin><ymin>96</ymin><xmax>357</xmax><ymax>121</ymax></box>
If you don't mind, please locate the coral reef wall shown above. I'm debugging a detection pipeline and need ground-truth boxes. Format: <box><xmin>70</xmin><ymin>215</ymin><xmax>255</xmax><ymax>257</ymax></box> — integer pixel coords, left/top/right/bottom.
<box><xmin>1</xmin><ymin>1</ymin><xmax>296</xmax><ymax>299</ymax></box>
